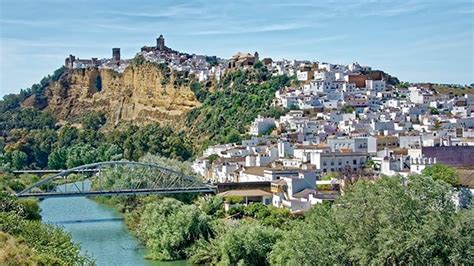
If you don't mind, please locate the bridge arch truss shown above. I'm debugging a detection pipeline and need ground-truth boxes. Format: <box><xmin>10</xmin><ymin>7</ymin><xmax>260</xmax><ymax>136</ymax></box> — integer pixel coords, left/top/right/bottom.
<box><xmin>16</xmin><ymin>161</ymin><xmax>215</xmax><ymax>198</ymax></box>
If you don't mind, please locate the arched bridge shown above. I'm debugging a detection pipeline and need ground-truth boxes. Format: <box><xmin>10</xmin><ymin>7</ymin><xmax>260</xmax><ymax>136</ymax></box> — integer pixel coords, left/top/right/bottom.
<box><xmin>16</xmin><ymin>161</ymin><xmax>216</xmax><ymax>198</ymax></box>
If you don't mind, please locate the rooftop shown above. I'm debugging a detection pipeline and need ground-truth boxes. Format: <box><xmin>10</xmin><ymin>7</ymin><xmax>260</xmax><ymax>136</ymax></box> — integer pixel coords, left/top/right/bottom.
<box><xmin>217</xmin><ymin>189</ymin><xmax>272</xmax><ymax>198</ymax></box>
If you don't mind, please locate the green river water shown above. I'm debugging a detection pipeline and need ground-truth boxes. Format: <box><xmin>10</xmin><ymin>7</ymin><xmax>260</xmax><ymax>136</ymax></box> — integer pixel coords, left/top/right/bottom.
<box><xmin>39</xmin><ymin>182</ymin><xmax>187</xmax><ymax>266</ymax></box>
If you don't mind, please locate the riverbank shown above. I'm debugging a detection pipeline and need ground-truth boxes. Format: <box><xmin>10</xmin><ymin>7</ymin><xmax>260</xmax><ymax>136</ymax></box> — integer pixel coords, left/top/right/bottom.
<box><xmin>0</xmin><ymin>193</ymin><xmax>91</xmax><ymax>265</ymax></box>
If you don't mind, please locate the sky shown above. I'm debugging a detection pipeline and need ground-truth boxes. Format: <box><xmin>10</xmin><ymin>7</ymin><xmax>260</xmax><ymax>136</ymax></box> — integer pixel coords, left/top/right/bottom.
<box><xmin>0</xmin><ymin>0</ymin><xmax>473</xmax><ymax>96</ymax></box>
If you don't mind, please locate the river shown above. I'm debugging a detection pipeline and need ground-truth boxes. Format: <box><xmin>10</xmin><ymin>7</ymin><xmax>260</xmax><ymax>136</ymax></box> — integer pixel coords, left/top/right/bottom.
<box><xmin>39</xmin><ymin>182</ymin><xmax>187</xmax><ymax>266</ymax></box>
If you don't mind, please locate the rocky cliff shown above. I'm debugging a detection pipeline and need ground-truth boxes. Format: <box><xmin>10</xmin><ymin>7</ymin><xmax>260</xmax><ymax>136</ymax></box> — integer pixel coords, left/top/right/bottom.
<box><xmin>24</xmin><ymin>61</ymin><xmax>200</xmax><ymax>127</ymax></box>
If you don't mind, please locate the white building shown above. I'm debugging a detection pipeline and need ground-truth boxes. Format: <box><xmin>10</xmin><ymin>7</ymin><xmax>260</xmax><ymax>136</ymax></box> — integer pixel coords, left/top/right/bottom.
<box><xmin>410</xmin><ymin>156</ymin><xmax>437</xmax><ymax>174</ymax></box>
<box><xmin>310</xmin><ymin>151</ymin><xmax>368</xmax><ymax>174</ymax></box>
<box><xmin>271</xmin><ymin>171</ymin><xmax>320</xmax><ymax>212</ymax></box>
<box><xmin>297</xmin><ymin>70</ymin><xmax>310</xmax><ymax>81</ymax></box>
<box><xmin>250</xmin><ymin>116</ymin><xmax>276</xmax><ymax>136</ymax></box>
<box><xmin>365</xmin><ymin>80</ymin><xmax>385</xmax><ymax>92</ymax></box>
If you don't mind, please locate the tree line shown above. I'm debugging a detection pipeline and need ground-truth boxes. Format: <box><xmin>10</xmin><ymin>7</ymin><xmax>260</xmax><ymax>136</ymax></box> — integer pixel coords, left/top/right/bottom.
<box><xmin>0</xmin><ymin>110</ymin><xmax>193</xmax><ymax>172</ymax></box>
<box><xmin>98</xmin><ymin>165</ymin><xmax>472</xmax><ymax>265</ymax></box>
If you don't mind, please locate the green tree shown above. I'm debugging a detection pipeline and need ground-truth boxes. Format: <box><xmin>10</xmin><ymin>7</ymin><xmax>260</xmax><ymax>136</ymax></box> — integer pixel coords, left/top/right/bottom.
<box><xmin>0</xmin><ymin>94</ymin><xmax>21</xmax><ymax>112</ymax></box>
<box><xmin>207</xmin><ymin>154</ymin><xmax>219</xmax><ymax>164</ymax></box>
<box><xmin>82</xmin><ymin>112</ymin><xmax>106</xmax><ymax>131</ymax></box>
<box><xmin>195</xmin><ymin>195</ymin><xmax>224</xmax><ymax>217</ymax></box>
<box><xmin>243</xmin><ymin>203</ymin><xmax>293</xmax><ymax>228</ymax></box>
<box><xmin>10</xmin><ymin>150</ymin><xmax>28</xmax><ymax>170</ymax></box>
<box><xmin>429</xmin><ymin>107</ymin><xmax>440</xmax><ymax>115</ymax></box>
<box><xmin>270</xmin><ymin>175</ymin><xmax>468</xmax><ymax>265</ymax></box>
<box><xmin>190</xmin><ymin>221</ymin><xmax>282</xmax><ymax>265</ymax></box>
<box><xmin>47</xmin><ymin>147</ymin><xmax>68</xmax><ymax>169</ymax></box>
<box><xmin>96</xmin><ymin>144</ymin><xmax>122</xmax><ymax>162</ymax></box>
<box><xmin>17</xmin><ymin>198</ymin><xmax>41</xmax><ymax>220</ymax></box>
<box><xmin>449</xmin><ymin>207</ymin><xmax>474</xmax><ymax>264</ymax></box>
<box><xmin>397</xmin><ymin>82</ymin><xmax>409</xmax><ymax>88</ymax></box>
<box><xmin>65</xmin><ymin>143</ymin><xmax>98</xmax><ymax>168</ymax></box>
<box><xmin>224</xmin><ymin>128</ymin><xmax>241</xmax><ymax>144</ymax></box>
<box><xmin>422</xmin><ymin>163</ymin><xmax>460</xmax><ymax>186</ymax></box>
<box><xmin>57</xmin><ymin>125</ymin><xmax>80</xmax><ymax>148</ymax></box>
<box><xmin>133</xmin><ymin>197</ymin><xmax>212</xmax><ymax>260</ymax></box>
<box><xmin>269</xmin><ymin>203</ymin><xmax>347</xmax><ymax>265</ymax></box>
<box><xmin>341</xmin><ymin>106</ymin><xmax>355</xmax><ymax>114</ymax></box>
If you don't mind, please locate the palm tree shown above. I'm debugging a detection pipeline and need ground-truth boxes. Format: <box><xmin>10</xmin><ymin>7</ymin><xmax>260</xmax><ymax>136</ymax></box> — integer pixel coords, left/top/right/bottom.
<box><xmin>433</xmin><ymin>120</ymin><xmax>442</xmax><ymax>131</ymax></box>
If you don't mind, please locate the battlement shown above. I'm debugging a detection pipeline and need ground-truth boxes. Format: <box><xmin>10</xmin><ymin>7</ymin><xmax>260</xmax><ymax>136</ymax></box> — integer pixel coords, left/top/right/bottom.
<box><xmin>410</xmin><ymin>157</ymin><xmax>437</xmax><ymax>165</ymax></box>
<box><xmin>410</xmin><ymin>156</ymin><xmax>437</xmax><ymax>174</ymax></box>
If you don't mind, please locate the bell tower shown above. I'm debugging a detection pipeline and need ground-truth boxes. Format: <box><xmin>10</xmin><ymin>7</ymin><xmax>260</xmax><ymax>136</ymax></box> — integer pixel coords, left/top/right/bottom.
<box><xmin>156</xmin><ymin>35</ymin><xmax>165</xmax><ymax>50</ymax></box>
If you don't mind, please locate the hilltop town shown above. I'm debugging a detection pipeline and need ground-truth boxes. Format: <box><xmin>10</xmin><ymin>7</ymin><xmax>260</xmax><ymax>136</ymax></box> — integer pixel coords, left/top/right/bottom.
<box><xmin>59</xmin><ymin>35</ymin><xmax>474</xmax><ymax>213</ymax></box>
<box><xmin>63</xmin><ymin>35</ymin><xmax>395</xmax><ymax>84</ymax></box>
<box><xmin>2</xmin><ymin>0</ymin><xmax>473</xmax><ymax>263</ymax></box>
<box><xmin>1</xmin><ymin>29</ymin><xmax>473</xmax><ymax>265</ymax></box>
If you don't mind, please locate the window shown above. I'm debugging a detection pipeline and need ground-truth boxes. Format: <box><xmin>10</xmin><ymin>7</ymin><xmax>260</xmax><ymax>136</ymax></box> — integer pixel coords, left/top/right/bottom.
<box><xmin>331</xmin><ymin>161</ymin><xmax>334</xmax><ymax>166</ymax></box>
<box><xmin>353</xmin><ymin>160</ymin><xmax>357</xmax><ymax>165</ymax></box>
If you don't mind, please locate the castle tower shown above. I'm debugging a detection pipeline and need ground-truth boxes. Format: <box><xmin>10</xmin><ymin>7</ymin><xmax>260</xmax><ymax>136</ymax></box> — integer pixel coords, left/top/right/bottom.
<box><xmin>157</xmin><ymin>35</ymin><xmax>165</xmax><ymax>50</ymax></box>
<box><xmin>65</xmin><ymin>54</ymin><xmax>76</xmax><ymax>68</ymax></box>
<box><xmin>112</xmin><ymin>48</ymin><xmax>121</xmax><ymax>61</ymax></box>
<box><xmin>254</xmin><ymin>51</ymin><xmax>259</xmax><ymax>62</ymax></box>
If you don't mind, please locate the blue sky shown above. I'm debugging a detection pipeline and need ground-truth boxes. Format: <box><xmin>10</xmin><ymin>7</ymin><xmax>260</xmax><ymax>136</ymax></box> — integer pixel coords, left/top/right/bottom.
<box><xmin>0</xmin><ymin>0</ymin><xmax>473</xmax><ymax>96</ymax></box>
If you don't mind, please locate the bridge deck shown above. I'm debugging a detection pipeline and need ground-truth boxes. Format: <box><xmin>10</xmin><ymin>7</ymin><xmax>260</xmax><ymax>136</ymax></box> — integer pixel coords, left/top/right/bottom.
<box><xmin>17</xmin><ymin>186</ymin><xmax>216</xmax><ymax>198</ymax></box>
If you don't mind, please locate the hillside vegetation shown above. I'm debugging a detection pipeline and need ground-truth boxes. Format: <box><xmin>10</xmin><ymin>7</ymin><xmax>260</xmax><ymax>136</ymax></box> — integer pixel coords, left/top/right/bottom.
<box><xmin>0</xmin><ymin>60</ymin><xmax>292</xmax><ymax>170</ymax></box>
<box><xmin>186</xmin><ymin>62</ymin><xmax>291</xmax><ymax>146</ymax></box>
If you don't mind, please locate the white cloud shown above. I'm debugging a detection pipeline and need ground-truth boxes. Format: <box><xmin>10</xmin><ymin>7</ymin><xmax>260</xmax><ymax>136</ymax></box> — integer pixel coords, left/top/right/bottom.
<box><xmin>0</xmin><ymin>18</ymin><xmax>56</xmax><ymax>27</ymax></box>
<box><xmin>191</xmin><ymin>23</ymin><xmax>312</xmax><ymax>35</ymax></box>
<box><xmin>105</xmin><ymin>3</ymin><xmax>209</xmax><ymax>19</ymax></box>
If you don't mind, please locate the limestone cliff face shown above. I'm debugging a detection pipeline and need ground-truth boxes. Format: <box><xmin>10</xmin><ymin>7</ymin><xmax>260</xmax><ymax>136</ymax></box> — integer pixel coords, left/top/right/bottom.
<box><xmin>42</xmin><ymin>63</ymin><xmax>200</xmax><ymax>127</ymax></box>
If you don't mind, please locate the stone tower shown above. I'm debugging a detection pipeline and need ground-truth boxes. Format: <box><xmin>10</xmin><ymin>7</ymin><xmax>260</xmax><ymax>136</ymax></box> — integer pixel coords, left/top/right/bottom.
<box><xmin>112</xmin><ymin>48</ymin><xmax>121</xmax><ymax>61</ymax></box>
<box><xmin>254</xmin><ymin>51</ymin><xmax>259</xmax><ymax>62</ymax></box>
<box><xmin>157</xmin><ymin>35</ymin><xmax>165</xmax><ymax>50</ymax></box>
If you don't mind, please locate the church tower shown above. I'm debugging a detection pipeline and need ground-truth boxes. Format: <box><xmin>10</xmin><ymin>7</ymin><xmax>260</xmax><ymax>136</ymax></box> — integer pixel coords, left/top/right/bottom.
<box><xmin>254</xmin><ymin>51</ymin><xmax>259</xmax><ymax>62</ymax></box>
<box><xmin>156</xmin><ymin>35</ymin><xmax>165</xmax><ymax>50</ymax></box>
